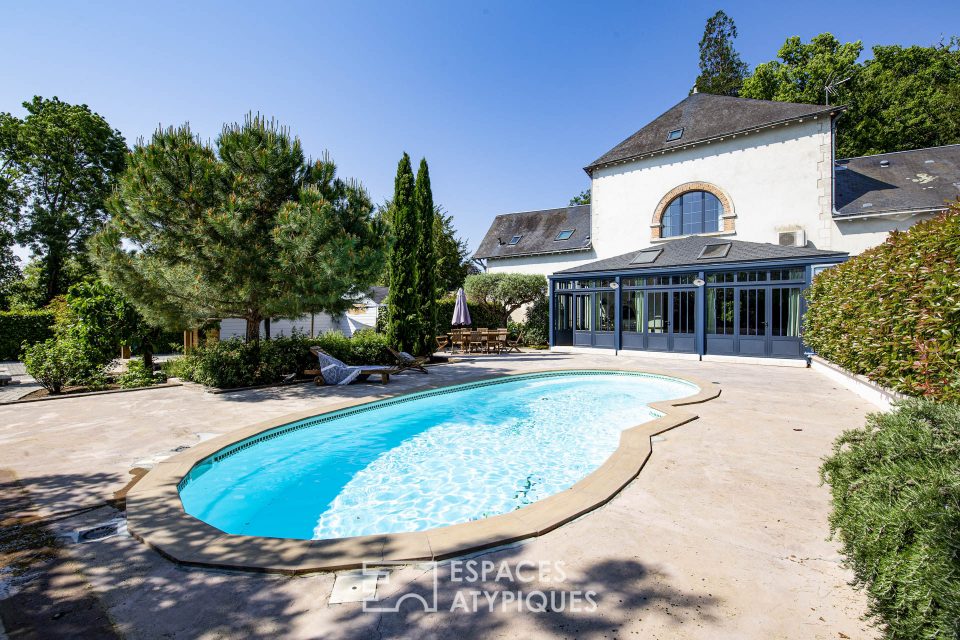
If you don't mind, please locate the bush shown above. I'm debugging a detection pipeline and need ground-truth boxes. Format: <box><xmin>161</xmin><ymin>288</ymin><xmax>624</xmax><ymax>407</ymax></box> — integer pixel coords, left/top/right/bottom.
<box><xmin>804</xmin><ymin>207</ymin><xmax>960</xmax><ymax>400</ymax></box>
<box><xmin>435</xmin><ymin>297</ymin><xmax>504</xmax><ymax>332</ymax></box>
<box><xmin>0</xmin><ymin>310</ymin><xmax>55</xmax><ymax>360</ymax></box>
<box><xmin>820</xmin><ymin>399</ymin><xmax>960</xmax><ymax>639</ymax></box>
<box><xmin>22</xmin><ymin>337</ymin><xmax>103</xmax><ymax>394</ymax></box>
<box><xmin>522</xmin><ymin>294</ymin><xmax>549</xmax><ymax>346</ymax></box>
<box><xmin>117</xmin><ymin>359</ymin><xmax>167</xmax><ymax>389</ymax></box>
<box><xmin>174</xmin><ymin>331</ymin><xmax>394</xmax><ymax>389</ymax></box>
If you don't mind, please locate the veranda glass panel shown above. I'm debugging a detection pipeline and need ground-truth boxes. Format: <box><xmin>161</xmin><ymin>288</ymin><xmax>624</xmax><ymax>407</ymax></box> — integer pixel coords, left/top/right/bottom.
<box><xmin>738</xmin><ymin>288</ymin><xmax>766</xmax><ymax>336</ymax></box>
<box><xmin>771</xmin><ymin>287</ymin><xmax>801</xmax><ymax>337</ymax></box>
<box><xmin>646</xmin><ymin>292</ymin><xmax>667</xmax><ymax>333</ymax></box>
<box><xmin>575</xmin><ymin>296</ymin><xmax>590</xmax><ymax>331</ymax></box>
<box><xmin>595</xmin><ymin>291</ymin><xmax>615</xmax><ymax>331</ymax></box>
<box><xmin>621</xmin><ymin>291</ymin><xmax>642</xmax><ymax>332</ymax></box>
<box><xmin>672</xmin><ymin>291</ymin><xmax>695</xmax><ymax>334</ymax></box>
<box><xmin>707</xmin><ymin>287</ymin><xmax>735</xmax><ymax>335</ymax></box>
<box><xmin>554</xmin><ymin>294</ymin><xmax>572</xmax><ymax>331</ymax></box>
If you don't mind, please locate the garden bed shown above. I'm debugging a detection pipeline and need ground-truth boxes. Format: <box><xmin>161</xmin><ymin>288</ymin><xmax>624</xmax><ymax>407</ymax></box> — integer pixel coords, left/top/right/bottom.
<box><xmin>5</xmin><ymin>381</ymin><xmax>182</xmax><ymax>404</ymax></box>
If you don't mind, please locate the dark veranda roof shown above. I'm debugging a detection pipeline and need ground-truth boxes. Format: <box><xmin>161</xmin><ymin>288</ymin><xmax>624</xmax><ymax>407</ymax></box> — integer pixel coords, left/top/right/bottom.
<box><xmin>585</xmin><ymin>93</ymin><xmax>838</xmax><ymax>175</ymax></box>
<box><xmin>555</xmin><ymin>236</ymin><xmax>846</xmax><ymax>276</ymax></box>
<box><xmin>473</xmin><ymin>204</ymin><xmax>592</xmax><ymax>260</ymax></box>
<box><xmin>834</xmin><ymin>144</ymin><xmax>960</xmax><ymax>217</ymax></box>
<box><xmin>366</xmin><ymin>286</ymin><xmax>389</xmax><ymax>305</ymax></box>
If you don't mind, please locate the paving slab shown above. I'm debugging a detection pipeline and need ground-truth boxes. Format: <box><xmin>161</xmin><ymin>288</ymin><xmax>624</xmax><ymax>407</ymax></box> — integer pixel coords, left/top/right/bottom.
<box><xmin>0</xmin><ymin>351</ymin><xmax>878</xmax><ymax>638</ymax></box>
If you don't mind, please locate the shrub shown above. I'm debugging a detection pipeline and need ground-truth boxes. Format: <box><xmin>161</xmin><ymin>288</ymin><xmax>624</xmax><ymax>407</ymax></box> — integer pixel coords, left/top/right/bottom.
<box><xmin>804</xmin><ymin>207</ymin><xmax>960</xmax><ymax>400</ymax></box>
<box><xmin>174</xmin><ymin>331</ymin><xmax>394</xmax><ymax>389</ymax></box>
<box><xmin>21</xmin><ymin>337</ymin><xmax>101</xmax><ymax>394</ymax></box>
<box><xmin>522</xmin><ymin>294</ymin><xmax>549</xmax><ymax>346</ymax></box>
<box><xmin>435</xmin><ymin>297</ymin><xmax>504</xmax><ymax>332</ymax></box>
<box><xmin>820</xmin><ymin>399</ymin><xmax>960</xmax><ymax>639</ymax></box>
<box><xmin>0</xmin><ymin>310</ymin><xmax>55</xmax><ymax>360</ymax></box>
<box><xmin>117</xmin><ymin>359</ymin><xmax>167</xmax><ymax>389</ymax></box>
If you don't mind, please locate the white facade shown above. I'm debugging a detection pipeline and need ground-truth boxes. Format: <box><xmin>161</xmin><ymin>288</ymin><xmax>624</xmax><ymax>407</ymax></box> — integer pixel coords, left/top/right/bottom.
<box><xmin>218</xmin><ymin>295</ymin><xmax>384</xmax><ymax>340</ymax></box>
<box><xmin>591</xmin><ymin>118</ymin><xmax>833</xmax><ymax>256</ymax></box>
<box><xmin>484</xmin><ymin>250</ymin><xmax>597</xmax><ymax>276</ymax></box>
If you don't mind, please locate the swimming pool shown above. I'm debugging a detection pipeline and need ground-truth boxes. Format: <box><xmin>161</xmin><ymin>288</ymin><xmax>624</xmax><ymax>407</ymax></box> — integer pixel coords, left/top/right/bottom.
<box><xmin>178</xmin><ymin>371</ymin><xmax>698</xmax><ymax>540</ymax></box>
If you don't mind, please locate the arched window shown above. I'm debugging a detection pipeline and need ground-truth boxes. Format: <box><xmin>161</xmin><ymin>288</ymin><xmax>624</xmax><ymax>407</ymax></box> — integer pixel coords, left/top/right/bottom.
<box><xmin>661</xmin><ymin>191</ymin><xmax>724</xmax><ymax>237</ymax></box>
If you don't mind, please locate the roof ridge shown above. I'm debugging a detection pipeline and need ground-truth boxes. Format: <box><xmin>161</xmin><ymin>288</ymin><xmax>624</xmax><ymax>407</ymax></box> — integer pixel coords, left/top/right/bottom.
<box><xmin>493</xmin><ymin>204</ymin><xmax>590</xmax><ymax>218</ymax></box>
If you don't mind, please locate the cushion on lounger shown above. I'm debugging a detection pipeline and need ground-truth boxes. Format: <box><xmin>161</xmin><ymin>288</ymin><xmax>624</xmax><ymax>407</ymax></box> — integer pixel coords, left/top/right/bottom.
<box><xmin>320</xmin><ymin>363</ymin><xmax>361</xmax><ymax>385</ymax></box>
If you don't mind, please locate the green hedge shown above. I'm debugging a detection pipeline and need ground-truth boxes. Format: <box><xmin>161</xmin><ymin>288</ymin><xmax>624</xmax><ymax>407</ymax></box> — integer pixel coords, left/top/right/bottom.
<box><xmin>435</xmin><ymin>298</ymin><xmax>504</xmax><ymax>332</ymax></box>
<box><xmin>804</xmin><ymin>209</ymin><xmax>960</xmax><ymax>400</ymax></box>
<box><xmin>170</xmin><ymin>330</ymin><xmax>393</xmax><ymax>389</ymax></box>
<box><xmin>0</xmin><ymin>310</ymin><xmax>56</xmax><ymax>360</ymax></box>
<box><xmin>820</xmin><ymin>399</ymin><xmax>960</xmax><ymax>639</ymax></box>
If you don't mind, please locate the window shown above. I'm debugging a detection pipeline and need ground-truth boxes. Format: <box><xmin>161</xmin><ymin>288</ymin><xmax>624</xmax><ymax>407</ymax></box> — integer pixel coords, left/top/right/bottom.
<box><xmin>630</xmin><ymin>248</ymin><xmax>662</xmax><ymax>265</ymax></box>
<box><xmin>666</xmin><ymin>128</ymin><xmax>684</xmax><ymax>141</ymax></box>
<box><xmin>698</xmin><ymin>242</ymin><xmax>731</xmax><ymax>260</ymax></box>
<box><xmin>595</xmin><ymin>291</ymin><xmax>615</xmax><ymax>332</ymax></box>
<box><xmin>508</xmin><ymin>235</ymin><xmax>522</xmax><ymax>245</ymax></box>
<box><xmin>707</xmin><ymin>288</ymin><xmax>735</xmax><ymax>335</ymax></box>
<box><xmin>621</xmin><ymin>291</ymin><xmax>642</xmax><ymax>332</ymax></box>
<box><xmin>661</xmin><ymin>191</ymin><xmax>723</xmax><ymax>237</ymax></box>
<box><xmin>555</xmin><ymin>229</ymin><xmax>575</xmax><ymax>241</ymax></box>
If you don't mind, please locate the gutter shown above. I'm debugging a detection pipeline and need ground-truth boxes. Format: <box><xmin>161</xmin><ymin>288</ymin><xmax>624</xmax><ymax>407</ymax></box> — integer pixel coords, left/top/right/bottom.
<box><xmin>833</xmin><ymin>206</ymin><xmax>949</xmax><ymax>221</ymax></box>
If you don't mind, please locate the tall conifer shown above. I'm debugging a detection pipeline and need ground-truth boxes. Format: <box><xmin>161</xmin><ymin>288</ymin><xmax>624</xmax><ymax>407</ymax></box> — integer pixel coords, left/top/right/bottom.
<box><xmin>386</xmin><ymin>153</ymin><xmax>420</xmax><ymax>352</ymax></box>
<box><xmin>414</xmin><ymin>158</ymin><xmax>437</xmax><ymax>355</ymax></box>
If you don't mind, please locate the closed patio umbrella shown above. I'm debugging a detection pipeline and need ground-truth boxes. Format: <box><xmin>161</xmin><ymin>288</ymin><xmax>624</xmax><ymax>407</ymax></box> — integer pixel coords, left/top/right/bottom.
<box><xmin>451</xmin><ymin>287</ymin><xmax>471</xmax><ymax>327</ymax></box>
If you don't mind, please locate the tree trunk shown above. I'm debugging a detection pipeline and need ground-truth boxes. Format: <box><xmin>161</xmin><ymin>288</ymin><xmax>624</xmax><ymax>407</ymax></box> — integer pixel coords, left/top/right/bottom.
<box><xmin>264</xmin><ymin>318</ymin><xmax>271</xmax><ymax>340</ymax></box>
<box><xmin>245</xmin><ymin>315</ymin><xmax>262</xmax><ymax>342</ymax></box>
<box><xmin>44</xmin><ymin>250</ymin><xmax>63</xmax><ymax>304</ymax></box>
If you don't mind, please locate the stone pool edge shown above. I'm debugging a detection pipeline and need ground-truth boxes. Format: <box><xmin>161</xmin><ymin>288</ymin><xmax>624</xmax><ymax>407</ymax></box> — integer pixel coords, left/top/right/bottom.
<box><xmin>125</xmin><ymin>367</ymin><xmax>721</xmax><ymax>574</ymax></box>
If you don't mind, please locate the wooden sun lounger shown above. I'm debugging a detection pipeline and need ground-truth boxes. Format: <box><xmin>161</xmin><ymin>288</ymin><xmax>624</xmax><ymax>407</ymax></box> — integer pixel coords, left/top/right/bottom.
<box><xmin>387</xmin><ymin>347</ymin><xmax>429</xmax><ymax>374</ymax></box>
<box><xmin>308</xmin><ymin>346</ymin><xmax>399</xmax><ymax>384</ymax></box>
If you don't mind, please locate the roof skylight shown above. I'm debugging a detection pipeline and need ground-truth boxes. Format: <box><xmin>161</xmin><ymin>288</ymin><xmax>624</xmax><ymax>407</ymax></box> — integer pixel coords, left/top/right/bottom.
<box><xmin>555</xmin><ymin>229</ymin><xmax>575</xmax><ymax>241</ymax></box>
<box><xmin>630</xmin><ymin>248</ymin><xmax>662</xmax><ymax>265</ymax></box>
<box><xmin>508</xmin><ymin>235</ymin><xmax>522</xmax><ymax>245</ymax></box>
<box><xmin>697</xmin><ymin>242</ymin><xmax>732</xmax><ymax>260</ymax></box>
<box><xmin>666</xmin><ymin>128</ymin><xmax>684</xmax><ymax>142</ymax></box>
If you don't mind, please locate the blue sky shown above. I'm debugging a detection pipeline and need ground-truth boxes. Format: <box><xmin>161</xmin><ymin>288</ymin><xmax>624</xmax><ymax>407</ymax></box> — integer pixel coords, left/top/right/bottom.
<box><xmin>3</xmin><ymin>1</ymin><xmax>958</xmax><ymax>256</ymax></box>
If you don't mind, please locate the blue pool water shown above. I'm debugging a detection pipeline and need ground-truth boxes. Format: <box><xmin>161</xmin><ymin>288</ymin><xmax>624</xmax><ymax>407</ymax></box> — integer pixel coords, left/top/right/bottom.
<box><xmin>178</xmin><ymin>371</ymin><xmax>697</xmax><ymax>539</ymax></box>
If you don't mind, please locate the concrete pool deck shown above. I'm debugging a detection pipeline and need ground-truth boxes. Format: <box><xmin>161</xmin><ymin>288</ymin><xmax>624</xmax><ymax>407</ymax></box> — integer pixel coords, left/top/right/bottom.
<box><xmin>0</xmin><ymin>351</ymin><xmax>877</xmax><ymax>639</ymax></box>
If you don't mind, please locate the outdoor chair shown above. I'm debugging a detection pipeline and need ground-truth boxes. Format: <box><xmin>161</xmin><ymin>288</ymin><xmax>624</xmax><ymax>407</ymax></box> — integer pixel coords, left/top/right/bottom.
<box><xmin>506</xmin><ymin>333</ymin><xmax>522</xmax><ymax>353</ymax></box>
<box><xmin>468</xmin><ymin>330</ymin><xmax>483</xmax><ymax>353</ymax></box>
<box><xmin>492</xmin><ymin>328</ymin><xmax>508</xmax><ymax>353</ymax></box>
<box><xmin>435</xmin><ymin>335</ymin><xmax>450</xmax><ymax>353</ymax></box>
<box><xmin>450</xmin><ymin>329</ymin><xmax>467</xmax><ymax>353</ymax></box>
<box><xmin>308</xmin><ymin>346</ymin><xmax>398</xmax><ymax>385</ymax></box>
<box><xmin>387</xmin><ymin>347</ymin><xmax>429</xmax><ymax>374</ymax></box>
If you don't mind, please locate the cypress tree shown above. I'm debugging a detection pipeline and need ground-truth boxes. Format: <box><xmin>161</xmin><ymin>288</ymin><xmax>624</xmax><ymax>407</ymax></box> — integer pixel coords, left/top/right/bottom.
<box><xmin>414</xmin><ymin>158</ymin><xmax>437</xmax><ymax>356</ymax></box>
<box><xmin>386</xmin><ymin>153</ymin><xmax>420</xmax><ymax>352</ymax></box>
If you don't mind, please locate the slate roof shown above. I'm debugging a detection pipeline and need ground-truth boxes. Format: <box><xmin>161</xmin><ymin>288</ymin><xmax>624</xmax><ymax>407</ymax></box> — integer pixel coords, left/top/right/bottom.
<box><xmin>555</xmin><ymin>236</ymin><xmax>846</xmax><ymax>275</ymax></box>
<box><xmin>473</xmin><ymin>204</ymin><xmax>592</xmax><ymax>260</ymax></box>
<box><xmin>834</xmin><ymin>144</ymin><xmax>960</xmax><ymax>217</ymax></box>
<box><xmin>366</xmin><ymin>286</ymin><xmax>389</xmax><ymax>305</ymax></box>
<box><xmin>585</xmin><ymin>93</ymin><xmax>838</xmax><ymax>174</ymax></box>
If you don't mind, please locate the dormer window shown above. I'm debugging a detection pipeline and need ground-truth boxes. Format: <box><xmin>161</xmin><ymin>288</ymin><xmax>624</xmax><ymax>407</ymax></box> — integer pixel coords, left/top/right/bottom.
<box><xmin>666</xmin><ymin>128</ymin><xmax>684</xmax><ymax>142</ymax></box>
<box><xmin>508</xmin><ymin>235</ymin><xmax>522</xmax><ymax>245</ymax></box>
<box><xmin>555</xmin><ymin>229</ymin><xmax>575</xmax><ymax>241</ymax></box>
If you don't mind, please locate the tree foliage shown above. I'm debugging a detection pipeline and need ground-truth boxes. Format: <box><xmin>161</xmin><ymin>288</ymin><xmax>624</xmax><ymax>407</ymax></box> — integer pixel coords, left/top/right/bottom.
<box><xmin>569</xmin><ymin>189</ymin><xmax>591</xmax><ymax>206</ymax></box>
<box><xmin>93</xmin><ymin>114</ymin><xmax>386</xmax><ymax>342</ymax></box>
<box><xmin>385</xmin><ymin>153</ymin><xmax>420</xmax><ymax>353</ymax></box>
<box><xmin>693</xmin><ymin>10</ymin><xmax>749</xmax><ymax>96</ymax></box>
<box><xmin>0</xmin><ymin>97</ymin><xmax>127</xmax><ymax>304</ymax></box>
<box><xmin>414</xmin><ymin>158</ymin><xmax>437</xmax><ymax>355</ymax></box>
<box><xmin>820</xmin><ymin>399</ymin><xmax>960</xmax><ymax>640</ymax></box>
<box><xmin>804</xmin><ymin>204</ymin><xmax>960</xmax><ymax>400</ymax></box>
<box><xmin>464</xmin><ymin>272</ymin><xmax>547</xmax><ymax>325</ymax></box>
<box><xmin>741</xmin><ymin>35</ymin><xmax>960</xmax><ymax>158</ymax></box>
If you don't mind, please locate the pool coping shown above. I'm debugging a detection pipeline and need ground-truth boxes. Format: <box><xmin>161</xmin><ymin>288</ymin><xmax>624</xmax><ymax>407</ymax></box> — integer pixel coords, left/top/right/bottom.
<box><xmin>125</xmin><ymin>367</ymin><xmax>720</xmax><ymax>574</ymax></box>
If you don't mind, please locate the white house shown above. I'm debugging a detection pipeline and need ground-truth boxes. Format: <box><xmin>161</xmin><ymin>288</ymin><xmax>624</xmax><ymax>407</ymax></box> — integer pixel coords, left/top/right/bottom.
<box><xmin>473</xmin><ymin>93</ymin><xmax>960</xmax><ymax>358</ymax></box>
<box><xmin>218</xmin><ymin>286</ymin><xmax>388</xmax><ymax>340</ymax></box>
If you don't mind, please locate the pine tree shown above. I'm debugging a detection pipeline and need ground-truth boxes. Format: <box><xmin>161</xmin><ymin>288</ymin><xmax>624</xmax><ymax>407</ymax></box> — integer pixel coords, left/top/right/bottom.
<box><xmin>693</xmin><ymin>10</ymin><xmax>749</xmax><ymax>96</ymax></box>
<box><xmin>386</xmin><ymin>153</ymin><xmax>420</xmax><ymax>352</ymax></box>
<box><xmin>414</xmin><ymin>158</ymin><xmax>437</xmax><ymax>356</ymax></box>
